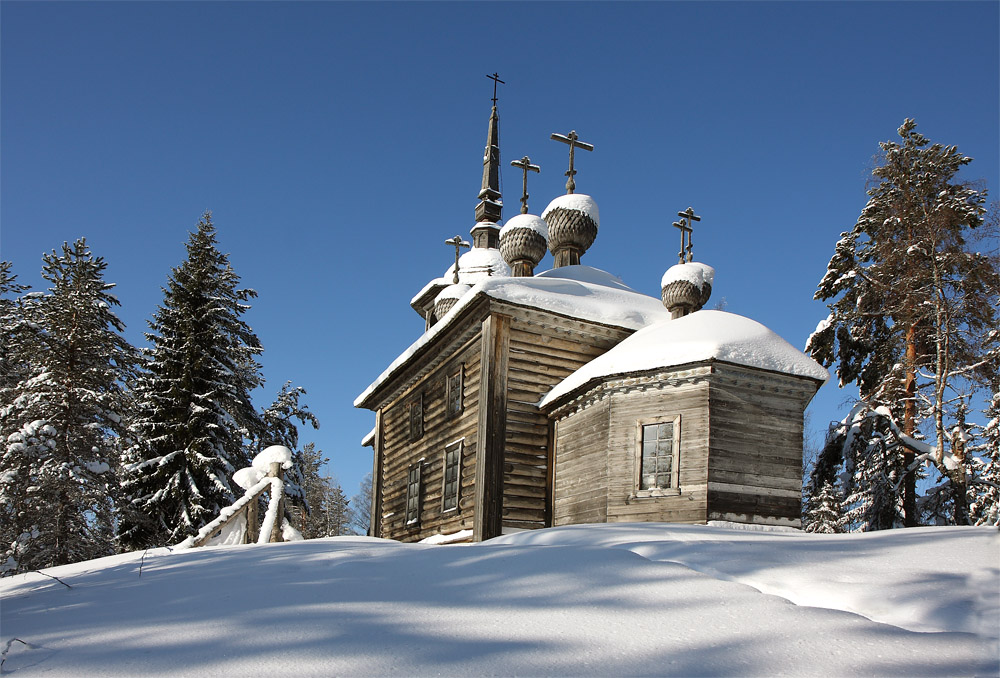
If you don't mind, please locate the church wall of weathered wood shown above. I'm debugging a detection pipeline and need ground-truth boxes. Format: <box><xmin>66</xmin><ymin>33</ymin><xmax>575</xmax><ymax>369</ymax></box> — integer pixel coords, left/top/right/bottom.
<box><xmin>551</xmin><ymin>368</ymin><xmax>712</xmax><ymax>527</ymax></box>
<box><xmin>706</xmin><ymin>364</ymin><xmax>814</xmax><ymax>527</ymax></box>
<box><xmin>375</xmin><ymin>334</ymin><xmax>483</xmax><ymax>542</ymax></box>
<box><xmin>502</xmin><ymin>309</ymin><xmax>626</xmax><ymax>532</ymax></box>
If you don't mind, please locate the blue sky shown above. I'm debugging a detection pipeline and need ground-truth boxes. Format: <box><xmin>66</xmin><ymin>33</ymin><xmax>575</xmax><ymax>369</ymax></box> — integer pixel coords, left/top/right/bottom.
<box><xmin>3</xmin><ymin>1</ymin><xmax>998</xmax><ymax>499</ymax></box>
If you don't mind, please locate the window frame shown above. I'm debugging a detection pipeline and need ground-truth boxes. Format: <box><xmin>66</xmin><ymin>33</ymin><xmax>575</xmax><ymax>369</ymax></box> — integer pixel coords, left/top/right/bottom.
<box><xmin>405</xmin><ymin>462</ymin><xmax>422</xmax><ymax>525</ymax></box>
<box><xmin>408</xmin><ymin>393</ymin><xmax>424</xmax><ymax>441</ymax></box>
<box><xmin>446</xmin><ymin>367</ymin><xmax>464</xmax><ymax>419</ymax></box>
<box><xmin>634</xmin><ymin>415</ymin><xmax>682</xmax><ymax>497</ymax></box>
<box><xmin>441</xmin><ymin>438</ymin><xmax>464</xmax><ymax>513</ymax></box>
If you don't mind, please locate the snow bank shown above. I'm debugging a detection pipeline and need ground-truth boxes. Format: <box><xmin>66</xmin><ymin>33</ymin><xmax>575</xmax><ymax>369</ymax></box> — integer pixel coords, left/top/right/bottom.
<box><xmin>2</xmin><ymin>524</ymin><xmax>995</xmax><ymax>677</ymax></box>
<box><xmin>541</xmin><ymin>310</ymin><xmax>829</xmax><ymax>407</ymax></box>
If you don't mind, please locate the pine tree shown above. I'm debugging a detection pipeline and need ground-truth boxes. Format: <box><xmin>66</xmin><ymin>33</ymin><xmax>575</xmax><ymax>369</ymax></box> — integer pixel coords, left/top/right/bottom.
<box><xmin>120</xmin><ymin>213</ymin><xmax>263</xmax><ymax>548</ymax></box>
<box><xmin>807</xmin><ymin>119</ymin><xmax>996</xmax><ymax>525</ymax></box>
<box><xmin>804</xmin><ymin>481</ymin><xmax>843</xmax><ymax>534</ymax></box>
<box><xmin>1</xmin><ymin>242</ymin><xmax>135</xmax><ymax>573</ymax></box>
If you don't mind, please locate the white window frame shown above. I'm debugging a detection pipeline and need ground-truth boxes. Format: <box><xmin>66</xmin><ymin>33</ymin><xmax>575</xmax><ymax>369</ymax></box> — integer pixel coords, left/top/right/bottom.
<box><xmin>634</xmin><ymin>415</ymin><xmax>681</xmax><ymax>497</ymax></box>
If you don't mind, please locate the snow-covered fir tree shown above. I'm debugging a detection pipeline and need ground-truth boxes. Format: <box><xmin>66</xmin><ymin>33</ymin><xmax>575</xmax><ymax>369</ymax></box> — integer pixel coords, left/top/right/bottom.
<box><xmin>0</xmin><ymin>242</ymin><xmax>135</xmax><ymax>573</ymax></box>
<box><xmin>969</xmin><ymin>388</ymin><xmax>1000</xmax><ymax>526</ymax></box>
<box><xmin>806</xmin><ymin>119</ymin><xmax>997</xmax><ymax>526</ymax></box>
<box><xmin>120</xmin><ymin>214</ymin><xmax>263</xmax><ymax>548</ymax></box>
<box><xmin>803</xmin><ymin>480</ymin><xmax>843</xmax><ymax>534</ymax></box>
<box><xmin>256</xmin><ymin>382</ymin><xmax>320</xmax><ymax>522</ymax></box>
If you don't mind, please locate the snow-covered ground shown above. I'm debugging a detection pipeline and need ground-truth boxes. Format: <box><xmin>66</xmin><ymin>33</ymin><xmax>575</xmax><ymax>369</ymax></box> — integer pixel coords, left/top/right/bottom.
<box><xmin>1</xmin><ymin>523</ymin><xmax>997</xmax><ymax>677</ymax></box>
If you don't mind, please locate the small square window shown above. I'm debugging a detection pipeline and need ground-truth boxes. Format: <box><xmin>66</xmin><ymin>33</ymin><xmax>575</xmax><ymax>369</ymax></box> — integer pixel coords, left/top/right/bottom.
<box><xmin>636</xmin><ymin>416</ymin><xmax>680</xmax><ymax>495</ymax></box>
<box><xmin>405</xmin><ymin>463</ymin><xmax>422</xmax><ymax>525</ymax></box>
<box><xmin>409</xmin><ymin>394</ymin><xmax>424</xmax><ymax>441</ymax></box>
<box><xmin>442</xmin><ymin>439</ymin><xmax>463</xmax><ymax>512</ymax></box>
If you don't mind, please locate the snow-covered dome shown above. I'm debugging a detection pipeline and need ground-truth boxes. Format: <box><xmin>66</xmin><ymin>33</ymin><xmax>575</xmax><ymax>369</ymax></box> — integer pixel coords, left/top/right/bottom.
<box><xmin>542</xmin><ymin>194</ymin><xmax>600</xmax><ymax>267</ymax></box>
<box><xmin>499</xmin><ymin>214</ymin><xmax>548</xmax><ymax>275</ymax></box>
<box><xmin>433</xmin><ymin>283</ymin><xmax>472</xmax><ymax>320</ymax></box>
<box><xmin>539</xmin><ymin>310</ymin><xmax>829</xmax><ymax>408</ymax></box>
<box><xmin>444</xmin><ymin>247</ymin><xmax>511</xmax><ymax>284</ymax></box>
<box><xmin>661</xmin><ymin>262</ymin><xmax>714</xmax><ymax>318</ymax></box>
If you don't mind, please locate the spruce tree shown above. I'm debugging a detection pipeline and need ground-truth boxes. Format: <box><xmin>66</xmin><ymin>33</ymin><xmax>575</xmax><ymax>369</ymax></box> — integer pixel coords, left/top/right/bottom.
<box><xmin>969</xmin><ymin>388</ymin><xmax>1000</xmax><ymax>526</ymax></box>
<box><xmin>807</xmin><ymin>119</ymin><xmax>996</xmax><ymax>525</ymax></box>
<box><xmin>1</xmin><ymin>242</ymin><xmax>135</xmax><ymax>573</ymax></box>
<box><xmin>804</xmin><ymin>481</ymin><xmax>843</xmax><ymax>534</ymax></box>
<box><xmin>256</xmin><ymin>382</ymin><xmax>320</xmax><ymax>512</ymax></box>
<box><xmin>120</xmin><ymin>213</ymin><xmax>263</xmax><ymax>548</ymax></box>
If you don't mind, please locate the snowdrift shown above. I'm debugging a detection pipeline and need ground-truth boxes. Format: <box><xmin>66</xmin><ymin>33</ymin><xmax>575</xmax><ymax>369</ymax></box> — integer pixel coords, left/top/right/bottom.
<box><xmin>1</xmin><ymin>523</ymin><xmax>997</xmax><ymax>677</ymax></box>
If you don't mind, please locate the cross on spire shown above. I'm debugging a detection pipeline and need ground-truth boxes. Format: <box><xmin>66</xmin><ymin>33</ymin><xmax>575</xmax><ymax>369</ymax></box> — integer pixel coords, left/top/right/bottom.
<box><xmin>550</xmin><ymin>130</ymin><xmax>594</xmax><ymax>194</ymax></box>
<box><xmin>672</xmin><ymin>207</ymin><xmax>702</xmax><ymax>263</ymax></box>
<box><xmin>510</xmin><ymin>155</ymin><xmax>540</xmax><ymax>214</ymax></box>
<box><xmin>487</xmin><ymin>72</ymin><xmax>505</xmax><ymax>106</ymax></box>
<box><xmin>445</xmin><ymin>235</ymin><xmax>470</xmax><ymax>284</ymax></box>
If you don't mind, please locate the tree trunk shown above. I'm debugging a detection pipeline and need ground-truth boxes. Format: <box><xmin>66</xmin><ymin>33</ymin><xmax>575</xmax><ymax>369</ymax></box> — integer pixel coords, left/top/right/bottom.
<box><xmin>902</xmin><ymin>325</ymin><xmax>918</xmax><ymax>526</ymax></box>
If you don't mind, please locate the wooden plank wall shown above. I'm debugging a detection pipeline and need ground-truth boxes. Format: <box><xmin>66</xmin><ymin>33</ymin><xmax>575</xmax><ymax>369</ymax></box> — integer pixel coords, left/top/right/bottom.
<box><xmin>604</xmin><ymin>378</ymin><xmax>711</xmax><ymax>524</ymax></box>
<box><xmin>504</xmin><ymin>308</ymin><xmax>626</xmax><ymax>531</ymax></box>
<box><xmin>377</xmin><ymin>335</ymin><xmax>482</xmax><ymax>542</ymax></box>
<box><xmin>707</xmin><ymin>364</ymin><xmax>814</xmax><ymax>526</ymax></box>
<box><xmin>552</xmin><ymin>396</ymin><xmax>611</xmax><ymax>525</ymax></box>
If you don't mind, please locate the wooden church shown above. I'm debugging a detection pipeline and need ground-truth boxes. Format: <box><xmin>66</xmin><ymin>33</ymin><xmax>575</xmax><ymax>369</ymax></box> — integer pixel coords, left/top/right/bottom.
<box><xmin>355</xmin><ymin>92</ymin><xmax>828</xmax><ymax>543</ymax></box>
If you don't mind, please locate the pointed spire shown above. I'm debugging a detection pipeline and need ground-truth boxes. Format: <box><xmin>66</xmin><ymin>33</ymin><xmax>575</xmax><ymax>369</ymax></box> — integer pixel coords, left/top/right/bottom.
<box><xmin>475</xmin><ymin>74</ymin><xmax>504</xmax><ymax>225</ymax></box>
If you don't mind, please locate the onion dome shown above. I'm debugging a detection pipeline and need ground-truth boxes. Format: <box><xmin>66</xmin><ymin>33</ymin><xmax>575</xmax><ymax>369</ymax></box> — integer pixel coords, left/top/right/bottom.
<box><xmin>499</xmin><ymin>214</ymin><xmax>548</xmax><ymax>277</ymax></box>
<box><xmin>444</xmin><ymin>246</ymin><xmax>511</xmax><ymax>284</ymax></box>
<box><xmin>433</xmin><ymin>283</ymin><xmax>472</xmax><ymax>320</ymax></box>
<box><xmin>542</xmin><ymin>193</ymin><xmax>600</xmax><ymax>268</ymax></box>
<box><xmin>661</xmin><ymin>262</ymin><xmax>714</xmax><ymax>319</ymax></box>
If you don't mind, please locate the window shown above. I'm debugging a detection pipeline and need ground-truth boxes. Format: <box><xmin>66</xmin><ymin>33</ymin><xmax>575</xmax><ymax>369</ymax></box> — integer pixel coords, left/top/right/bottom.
<box><xmin>409</xmin><ymin>394</ymin><xmax>423</xmax><ymax>441</ymax></box>
<box><xmin>405</xmin><ymin>463</ymin><xmax>422</xmax><ymax>525</ymax></box>
<box><xmin>636</xmin><ymin>416</ymin><xmax>681</xmax><ymax>495</ymax></box>
<box><xmin>442</xmin><ymin>439</ymin><xmax>463</xmax><ymax>512</ymax></box>
<box><xmin>446</xmin><ymin>368</ymin><xmax>463</xmax><ymax>418</ymax></box>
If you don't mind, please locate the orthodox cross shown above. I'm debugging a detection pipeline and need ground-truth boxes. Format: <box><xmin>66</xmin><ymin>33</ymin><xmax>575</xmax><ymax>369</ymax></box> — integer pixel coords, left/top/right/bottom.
<box><xmin>510</xmin><ymin>155</ymin><xmax>540</xmax><ymax>214</ymax></box>
<box><xmin>672</xmin><ymin>207</ymin><xmax>701</xmax><ymax>263</ymax></box>
<box><xmin>445</xmin><ymin>235</ymin><xmax>470</xmax><ymax>284</ymax></box>
<box><xmin>550</xmin><ymin>130</ymin><xmax>594</xmax><ymax>194</ymax></box>
<box><xmin>487</xmin><ymin>72</ymin><xmax>505</xmax><ymax>106</ymax></box>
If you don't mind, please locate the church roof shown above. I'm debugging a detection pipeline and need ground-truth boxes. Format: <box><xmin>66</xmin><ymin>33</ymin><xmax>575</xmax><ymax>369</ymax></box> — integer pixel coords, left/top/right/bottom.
<box><xmin>355</xmin><ymin>266</ymin><xmax>669</xmax><ymax>408</ymax></box>
<box><xmin>539</xmin><ymin>310</ymin><xmax>830</xmax><ymax>409</ymax></box>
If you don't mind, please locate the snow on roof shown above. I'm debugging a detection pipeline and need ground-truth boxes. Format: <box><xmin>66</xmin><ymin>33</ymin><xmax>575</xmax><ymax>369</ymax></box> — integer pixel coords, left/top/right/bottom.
<box><xmin>444</xmin><ymin>247</ymin><xmax>511</xmax><ymax>284</ymax></box>
<box><xmin>540</xmin><ymin>310</ymin><xmax>829</xmax><ymax>408</ymax></box>
<box><xmin>661</xmin><ymin>262</ymin><xmax>715</xmax><ymax>290</ymax></box>
<box><xmin>355</xmin><ymin>266</ymin><xmax>669</xmax><ymax>407</ymax></box>
<box><xmin>500</xmin><ymin>214</ymin><xmax>548</xmax><ymax>240</ymax></box>
<box><xmin>542</xmin><ymin>193</ymin><xmax>600</xmax><ymax>226</ymax></box>
<box><xmin>410</xmin><ymin>277</ymin><xmax>451</xmax><ymax>307</ymax></box>
<box><xmin>435</xmin><ymin>283</ymin><xmax>472</xmax><ymax>304</ymax></box>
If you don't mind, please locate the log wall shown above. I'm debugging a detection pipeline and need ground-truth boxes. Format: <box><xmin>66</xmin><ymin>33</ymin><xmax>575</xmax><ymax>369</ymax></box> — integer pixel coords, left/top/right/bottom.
<box><xmin>706</xmin><ymin>364</ymin><xmax>815</xmax><ymax>527</ymax></box>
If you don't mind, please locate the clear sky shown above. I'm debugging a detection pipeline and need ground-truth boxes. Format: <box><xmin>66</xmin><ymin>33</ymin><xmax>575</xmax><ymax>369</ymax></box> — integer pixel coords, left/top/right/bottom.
<box><xmin>3</xmin><ymin>1</ymin><xmax>998</xmax><ymax>500</ymax></box>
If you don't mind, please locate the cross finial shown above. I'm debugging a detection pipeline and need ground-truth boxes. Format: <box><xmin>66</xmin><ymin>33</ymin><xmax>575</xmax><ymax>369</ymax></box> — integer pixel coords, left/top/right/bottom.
<box><xmin>510</xmin><ymin>156</ymin><xmax>540</xmax><ymax>214</ymax></box>
<box><xmin>487</xmin><ymin>72</ymin><xmax>505</xmax><ymax>106</ymax></box>
<box><xmin>672</xmin><ymin>207</ymin><xmax>702</xmax><ymax>263</ymax></box>
<box><xmin>550</xmin><ymin>130</ymin><xmax>594</xmax><ymax>194</ymax></box>
<box><xmin>445</xmin><ymin>235</ymin><xmax>471</xmax><ymax>284</ymax></box>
